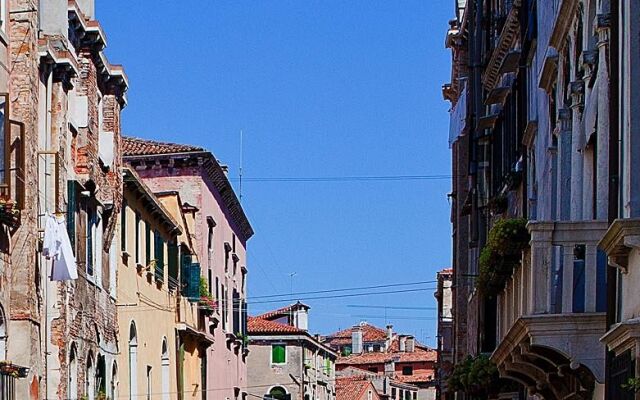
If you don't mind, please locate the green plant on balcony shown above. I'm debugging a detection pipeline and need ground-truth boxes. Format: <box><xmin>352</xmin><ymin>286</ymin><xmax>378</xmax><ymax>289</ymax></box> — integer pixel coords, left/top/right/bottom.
<box><xmin>447</xmin><ymin>354</ymin><xmax>499</xmax><ymax>397</ymax></box>
<box><xmin>198</xmin><ymin>277</ymin><xmax>217</xmax><ymax>313</ymax></box>
<box><xmin>622</xmin><ymin>377</ymin><xmax>640</xmax><ymax>393</ymax></box>
<box><xmin>476</xmin><ymin>218</ymin><xmax>529</xmax><ymax>297</ymax></box>
<box><xmin>236</xmin><ymin>332</ymin><xmax>249</xmax><ymax>347</ymax></box>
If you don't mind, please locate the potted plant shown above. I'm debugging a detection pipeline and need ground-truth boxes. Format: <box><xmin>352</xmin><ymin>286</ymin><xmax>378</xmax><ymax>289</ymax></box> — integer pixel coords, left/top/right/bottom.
<box><xmin>198</xmin><ymin>277</ymin><xmax>217</xmax><ymax>314</ymax></box>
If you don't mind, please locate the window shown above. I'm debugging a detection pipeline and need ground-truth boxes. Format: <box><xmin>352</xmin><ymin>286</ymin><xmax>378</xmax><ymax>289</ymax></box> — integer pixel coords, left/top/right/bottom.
<box><xmin>86</xmin><ymin>352</ymin><xmax>95</xmax><ymax>400</ymax></box>
<box><xmin>135</xmin><ymin>212</ymin><xmax>141</xmax><ymax>264</ymax></box>
<box><xmin>146</xmin><ymin>365</ymin><xmax>152</xmax><ymax>400</ymax></box>
<box><xmin>271</xmin><ymin>345</ymin><xmax>286</xmax><ymax>364</ymax></box>
<box><xmin>402</xmin><ymin>366</ymin><xmax>413</xmax><ymax>376</ymax></box>
<box><xmin>368</xmin><ymin>390</ymin><xmax>373</xmax><ymax>400</ymax></box>
<box><xmin>391</xmin><ymin>388</ymin><xmax>396</xmax><ymax>399</ymax></box>
<box><xmin>69</xmin><ymin>344</ymin><xmax>78</xmax><ymax>400</ymax></box>
<box><xmin>110</xmin><ymin>362</ymin><xmax>118</xmax><ymax>400</ymax></box>
<box><xmin>267</xmin><ymin>386</ymin><xmax>288</xmax><ymax>400</ymax></box>
<box><xmin>154</xmin><ymin>230</ymin><xmax>165</xmax><ymax>282</ymax></box>
<box><xmin>145</xmin><ymin>221</ymin><xmax>151</xmax><ymax>265</ymax></box>
<box><xmin>0</xmin><ymin>0</ymin><xmax>6</xmax><ymax>33</ymax></box>
<box><xmin>129</xmin><ymin>323</ymin><xmax>138</xmax><ymax>399</ymax></box>
<box><xmin>368</xmin><ymin>367</ymin><xmax>378</xmax><ymax>373</ymax></box>
<box><xmin>0</xmin><ymin>306</ymin><xmax>6</xmax><ymax>360</ymax></box>
<box><xmin>168</xmin><ymin>240</ymin><xmax>179</xmax><ymax>291</ymax></box>
<box><xmin>121</xmin><ymin>200</ymin><xmax>127</xmax><ymax>252</ymax></box>
<box><xmin>161</xmin><ymin>339</ymin><xmax>170</xmax><ymax>400</ymax></box>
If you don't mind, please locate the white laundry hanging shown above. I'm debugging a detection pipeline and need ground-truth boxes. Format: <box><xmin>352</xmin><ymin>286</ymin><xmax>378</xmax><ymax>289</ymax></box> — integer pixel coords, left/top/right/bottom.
<box><xmin>43</xmin><ymin>213</ymin><xmax>78</xmax><ymax>281</ymax></box>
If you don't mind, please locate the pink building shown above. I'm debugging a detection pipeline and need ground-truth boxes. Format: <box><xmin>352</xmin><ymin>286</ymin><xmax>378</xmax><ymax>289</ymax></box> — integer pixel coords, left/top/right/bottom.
<box><xmin>123</xmin><ymin>137</ymin><xmax>254</xmax><ymax>400</ymax></box>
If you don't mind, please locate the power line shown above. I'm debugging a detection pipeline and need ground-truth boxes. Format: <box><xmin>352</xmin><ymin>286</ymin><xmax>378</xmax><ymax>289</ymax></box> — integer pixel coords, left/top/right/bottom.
<box><xmin>248</xmin><ymin>287</ymin><xmax>435</xmax><ymax>305</ymax></box>
<box><xmin>347</xmin><ymin>304</ymin><xmax>437</xmax><ymax>310</ymax></box>
<box><xmin>232</xmin><ymin>174</ymin><xmax>452</xmax><ymax>182</ymax></box>
<box><xmin>249</xmin><ymin>280</ymin><xmax>437</xmax><ymax>300</ymax></box>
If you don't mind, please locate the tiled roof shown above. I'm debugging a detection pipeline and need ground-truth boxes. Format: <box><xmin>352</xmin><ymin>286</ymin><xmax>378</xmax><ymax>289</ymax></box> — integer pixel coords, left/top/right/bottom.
<box><xmin>336</xmin><ymin>345</ymin><xmax>436</xmax><ymax>365</ymax></box>
<box><xmin>256</xmin><ymin>302</ymin><xmax>310</xmax><ymax>321</ymax></box>
<box><xmin>122</xmin><ymin>136</ymin><xmax>204</xmax><ymax>156</ymax></box>
<box><xmin>393</xmin><ymin>372</ymin><xmax>435</xmax><ymax>384</ymax></box>
<box><xmin>336</xmin><ymin>377</ymin><xmax>378</xmax><ymax>400</ymax></box>
<box><xmin>325</xmin><ymin>323</ymin><xmax>388</xmax><ymax>348</ymax></box>
<box><xmin>247</xmin><ymin>316</ymin><xmax>304</xmax><ymax>334</ymax></box>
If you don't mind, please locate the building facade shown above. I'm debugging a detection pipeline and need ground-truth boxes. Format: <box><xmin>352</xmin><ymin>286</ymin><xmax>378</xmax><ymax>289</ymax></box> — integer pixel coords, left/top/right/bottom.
<box><xmin>247</xmin><ymin>303</ymin><xmax>337</xmax><ymax>400</ymax></box>
<box><xmin>3</xmin><ymin>0</ymin><xmax>128</xmax><ymax>399</ymax></box>
<box><xmin>123</xmin><ymin>136</ymin><xmax>254</xmax><ymax>400</ymax></box>
<box><xmin>443</xmin><ymin>0</ymin><xmax>627</xmax><ymax>399</ymax></box>
<box><xmin>325</xmin><ymin>323</ymin><xmax>436</xmax><ymax>400</ymax></box>
<box><xmin>434</xmin><ymin>268</ymin><xmax>453</xmax><ymax>399</ymax></box>
<box><xmin>117</xmin><ymin>167</ymin><xmax>184</xmax><ymax>400</ymax></box>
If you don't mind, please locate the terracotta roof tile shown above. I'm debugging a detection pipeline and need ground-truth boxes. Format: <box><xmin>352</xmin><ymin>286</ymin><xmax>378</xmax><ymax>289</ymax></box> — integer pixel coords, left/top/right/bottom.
<box><xmin>256</xmin><ymin>302</ymin><xmax>310</xmax><ymax>321</ymax></box>
<box><xmin>122</xmin><ymin>136</ymin><xmax>204</xmax><ymax>156</ymax></box>
<box><xmin>247</xmin><ymin>316</ymin><xmax>304</xmax><ymax>334</ymax></box>
<box><xmin>336</xmin><ymin>377</ymin><xmax>379</xmax><ymax>400</ymax></box>
<box><xmin>325</xmin><ymin>323</ymin><xmax>388</xmax><ymax>348</ymax></box>
<box><xmin>392</xmin><ymin>372</ymin><xmax>434</xmax><ymax>384</ymax></box>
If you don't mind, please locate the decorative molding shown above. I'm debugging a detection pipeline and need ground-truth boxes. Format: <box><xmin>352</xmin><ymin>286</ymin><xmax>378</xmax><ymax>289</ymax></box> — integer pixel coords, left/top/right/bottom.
<box><xmin>538</xmin><ymin>48</ymin><xmax>559</xmax><ymax>91</ymax></box>
<box><xmin>549</xmin><ymin>0</ymin><xmax>579</xmax><ymax>51</ymax></box>
<box><xmin>598</xmin><ymin>219</ymin><xmax>640</xmax><ymax>272</ymax></box>
<box><xmin>482</xmin><ymin>3</ymin><xmax>521</xmax><ymax>91</ymax></box>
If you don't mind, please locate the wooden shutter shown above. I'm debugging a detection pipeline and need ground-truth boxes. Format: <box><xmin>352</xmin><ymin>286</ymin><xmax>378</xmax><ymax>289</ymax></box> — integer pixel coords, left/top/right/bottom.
<box><xmin>154</xmin><ymin>230</ymin><xmax>164</xmax><ymax>282</ymax></box>
<box><xmin>168</xmin><ymin>240</ymin><xmax>178</xmax><ymax>290</ymax></box>
<box><xmin>145</xmin><ymin>221</ymin><xmax>151</xmax><ymax>264</ymax></box>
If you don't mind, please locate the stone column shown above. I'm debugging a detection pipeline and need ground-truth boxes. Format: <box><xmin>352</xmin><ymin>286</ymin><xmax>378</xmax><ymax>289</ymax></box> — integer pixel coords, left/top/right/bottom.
<box><xmin>596</xmin><ymin>15</ymin><xmax>610</xmax><ymax>220</ymax></box>
<box><xmin>558</xmin><ymin>109</ymin><xmax>573</xmax><ymax>221</ymax></box>
<box><xmin>570</xmin><ymin>80</ymin><xmax>585</xmax><ymax>220</ymax></box>
<box><xmin>528</xmin><ymin>222</ymin><xmax>554</xmax><ymax>314</ymax></box>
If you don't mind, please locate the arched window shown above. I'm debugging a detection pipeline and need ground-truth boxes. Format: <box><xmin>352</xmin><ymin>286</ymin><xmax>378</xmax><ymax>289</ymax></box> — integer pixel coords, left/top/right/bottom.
<box><xmin>267</xmin><ymin>386</ymin><xmax>288</xmax><ymax>400</ymax></box>
<box><xmin>129</xmin><ymin>322</ymin><xmax>138</xmax><ymax>399</ymax></box>
<box><xmin>86</xmin><ymin>352</ymin><xmax>95</xmax><ymax>400</ymax></box>
<box><xmin>69</xmin><ymin>343</ymin><xmax>78</xmax><ymax>400</ymax></box>
<box><xmin>110</xmin><ymin>361</ymin><xmax>118</xmax><ymax>400</ymax></box>
<box><xmin>161</xmin><ymin>338</ymin><xmax>170</xmax><ymax>400</ymax></box>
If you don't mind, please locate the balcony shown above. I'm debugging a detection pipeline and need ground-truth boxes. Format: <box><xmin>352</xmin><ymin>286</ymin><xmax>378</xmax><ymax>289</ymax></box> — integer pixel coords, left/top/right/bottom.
<box><xmin>492</xmin><ymin>220</ymin><xmax>608</xmax><ymax>398</ymax></box>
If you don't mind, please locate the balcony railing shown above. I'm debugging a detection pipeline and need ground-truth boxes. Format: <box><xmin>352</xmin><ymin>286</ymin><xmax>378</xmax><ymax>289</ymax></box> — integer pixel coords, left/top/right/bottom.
<box><xmin>497</xmin><ymin>220</ymin><xmax>608</xmax><ymax>340</ymax></box>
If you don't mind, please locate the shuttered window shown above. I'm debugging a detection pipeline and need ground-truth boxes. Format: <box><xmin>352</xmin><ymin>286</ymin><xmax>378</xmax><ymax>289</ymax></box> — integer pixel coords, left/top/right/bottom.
<box><xmin>168</xmin><ymin>240</ymin><xmax>178</xmax><ymax>290</ymax></box>
<box><xmin>135</xmin><ymin>212</ymin><xmax>141</xmax><ymax>264</ymax></box>
<box><xmin>154</xmin><ymin>230</ymin><xmax>164</xmax><ymax>283</ymax></box>
<box><xmin>271</xmin><ymin>345</ymin><xmax>286</xmax><ymax>364</ymax></box>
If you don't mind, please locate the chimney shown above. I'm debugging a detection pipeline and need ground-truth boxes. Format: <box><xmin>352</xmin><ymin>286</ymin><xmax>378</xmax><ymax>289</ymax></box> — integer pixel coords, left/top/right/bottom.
<box><xmin>384</xmin><ymin>360</ymin><xmax>395</xmax><ymax>377</ymax></box>
<box><xmin>293</xmin><ymin>305</ymin><xmax>308</xmax><ymax>331</ymax></box>
<box><xmin>406</xmin><ymin>336</ymin><xmax>415</xmax><ymax>352</ymax></box>
<box><xmin>399</xmin><ymin>335</ymin><xmax>407</xmax><ymax>352</ymax></box>
<box><xmin>386</xmin><ymin>325</ymin><xmax>393</xmax><ymax>350</ymax></box>
<box><xmin>352</xmin><ymin>326</ymin><xmax>363</xmax><ymax>354</ymax></box>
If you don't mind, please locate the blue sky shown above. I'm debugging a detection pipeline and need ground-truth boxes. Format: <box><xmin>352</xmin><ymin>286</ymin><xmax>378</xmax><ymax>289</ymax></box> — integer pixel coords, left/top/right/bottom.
<box><xmin>100</xmin><ymin>1</ymin><xmax>452</xmax><ymax>346</ymax></box>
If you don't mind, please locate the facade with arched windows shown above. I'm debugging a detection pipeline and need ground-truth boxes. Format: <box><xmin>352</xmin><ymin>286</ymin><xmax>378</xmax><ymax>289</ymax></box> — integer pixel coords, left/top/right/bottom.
<box><xmin>117</xmin><ymin>168</ymin><xmax>183</xmax><ymax>400</ymax></box>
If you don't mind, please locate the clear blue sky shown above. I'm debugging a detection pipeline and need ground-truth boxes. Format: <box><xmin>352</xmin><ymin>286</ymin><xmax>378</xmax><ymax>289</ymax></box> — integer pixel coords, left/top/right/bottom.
<box><xmin>100</xmin><ymin>1</ymin><xmax>452</xmax><ymax>346</ymax></box>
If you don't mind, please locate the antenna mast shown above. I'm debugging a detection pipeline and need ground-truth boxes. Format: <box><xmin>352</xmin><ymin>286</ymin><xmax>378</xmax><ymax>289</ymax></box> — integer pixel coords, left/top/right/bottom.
<box><xmin>239</xmin><ymin>130</ymin><xmax>243</xmax><ymax>203</ymax></box>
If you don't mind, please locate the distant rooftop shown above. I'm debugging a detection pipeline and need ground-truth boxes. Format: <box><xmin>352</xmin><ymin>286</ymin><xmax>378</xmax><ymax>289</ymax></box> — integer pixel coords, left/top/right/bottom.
<box><xmin>122</xmin><ymin>136</ymin><xmax>205</xmax><ymax>156</ymax></box>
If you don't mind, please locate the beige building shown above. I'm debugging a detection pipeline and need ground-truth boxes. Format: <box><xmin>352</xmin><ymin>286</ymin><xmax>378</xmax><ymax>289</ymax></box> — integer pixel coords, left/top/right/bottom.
<box><xmin>117</xmin><ymin>168</ymin><xmax>184</xmax><ymax>400</ymax></box>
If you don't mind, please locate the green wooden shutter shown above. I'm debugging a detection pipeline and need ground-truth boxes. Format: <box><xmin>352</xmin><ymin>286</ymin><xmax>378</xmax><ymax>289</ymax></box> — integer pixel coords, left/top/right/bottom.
<box><xmin>154</xmin><ymin>230</ymin><xmax>164</xmax><ymax>282</ymax></box>
<box><xmin>168</xmin><ymin>240</ymin><xmax>178</xmax><ymax>290</ymax></box>
<box><xmin>180</xmin><ymin>253</ymin><xmax>192</xmax><ymax>298</ymax></box>
<box><xmin>272</xmin><ymin>345</ymin><xmax>285</xmax><ymax>364</ymax></box>
<box><xmin>66</xmin><ymin>181</ymin><xmax>76</xmax><ymax>252</ymax></box>
<box><xmin>188</xmin><ymin>263</ymin><xmax>201</xmax><ymax>301</ymax></box>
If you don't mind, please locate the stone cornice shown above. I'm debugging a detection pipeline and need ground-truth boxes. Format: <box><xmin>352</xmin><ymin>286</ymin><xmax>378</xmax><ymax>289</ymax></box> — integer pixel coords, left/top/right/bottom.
<box><xmin>38</xmin><ymin>38</ymin><xmax>79</xmax><ymax>89</ymax></box>
<box><xmin>600</xmin><ymin>318</ymin><xmax>640</xmax><ymax>356</ymax></box>
<box><xmin>538</xmin><ymin>47</ymin><xmax>559</xmax><ymax>92</ymax></box>
<box><xmin>598</xmin><ymin>219</ymin><xmax>640</xmax><ymax>272</ymax></box>
<box><xmin>549</xmin><ymin>0</ymin><xmax>579</xmax><ymax>51</ymax></box>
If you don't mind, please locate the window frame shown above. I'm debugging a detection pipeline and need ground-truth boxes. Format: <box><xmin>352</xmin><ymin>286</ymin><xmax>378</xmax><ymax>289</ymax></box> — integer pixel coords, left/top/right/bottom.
<box><xmin>270</xmin><ymin>344</ymin><xmax>287</xmax><ymax>365</ymax></box>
